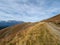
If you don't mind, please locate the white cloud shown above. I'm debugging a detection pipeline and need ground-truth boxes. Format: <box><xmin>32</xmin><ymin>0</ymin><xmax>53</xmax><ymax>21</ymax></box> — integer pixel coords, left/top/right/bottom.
<box><xmin>0</xmin><ymin>0</ymin><xmax>60</xmax><ymax>22</ymax></box>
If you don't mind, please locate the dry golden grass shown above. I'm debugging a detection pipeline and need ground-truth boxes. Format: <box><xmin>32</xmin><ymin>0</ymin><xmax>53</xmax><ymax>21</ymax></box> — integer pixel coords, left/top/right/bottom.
<box><xmin>17</xmin><ymin>22</ymin><xmax>60</xmax><ymax>45</ymax></box>
<box><xmin>42</xmin><ymin>14</ymin><xmax>60</xmax><ymax>24</ymax></box>
<box><xmin>0</xmin><ymin>22</ymin><xmax>60</xmax><ymax>45</ymax></box>
<box><xmin>0</xmin><ymin>14</ymin><xmax>60</xmax><ymax>45</ymax></box>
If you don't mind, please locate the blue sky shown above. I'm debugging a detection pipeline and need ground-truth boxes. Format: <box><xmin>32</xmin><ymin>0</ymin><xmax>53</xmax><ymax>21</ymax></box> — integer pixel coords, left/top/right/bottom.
<box><xmin>0</xmin><ymin>0</ymin><xmax>60</xmax><ymax>22</ymax></box>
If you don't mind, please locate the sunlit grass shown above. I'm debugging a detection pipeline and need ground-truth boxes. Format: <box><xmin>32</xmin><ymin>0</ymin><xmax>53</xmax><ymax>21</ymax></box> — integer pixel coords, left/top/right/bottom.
<box><xmin>0</xmin><ymin>22</ymin><xmax>60</xmax><ymax>45</ymax></box>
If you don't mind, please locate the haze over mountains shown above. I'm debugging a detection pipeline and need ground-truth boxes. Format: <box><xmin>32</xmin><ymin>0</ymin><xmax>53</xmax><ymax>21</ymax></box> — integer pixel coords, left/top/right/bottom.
<box><xmin>0</xmin><ymin>14</ymin><xmax>60</xmax><ymax>45</ymax></box>
<box><xmin>0</xmin><ymin>20</ymin><xmax>24</xmax><ymax>30</ymax></box>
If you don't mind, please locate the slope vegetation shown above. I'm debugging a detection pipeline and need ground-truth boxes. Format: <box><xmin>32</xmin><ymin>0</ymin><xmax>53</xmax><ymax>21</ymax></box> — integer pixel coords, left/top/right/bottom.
<box><xmin>0</xmin><ymin>14</ymin><xmax>60</xmax><ymax>45</ymax></box>
<box><xmin>0</xmin><ymin>22</ymin><xmax>60</xmax><ymax>45</ymax></box>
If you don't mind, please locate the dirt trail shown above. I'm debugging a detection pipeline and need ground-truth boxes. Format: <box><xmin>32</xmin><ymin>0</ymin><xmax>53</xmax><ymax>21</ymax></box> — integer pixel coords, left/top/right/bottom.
<box><xmin>46</xmin><ymin>23</ymin><xmax>60</xmax><ymax>38</ymax></box>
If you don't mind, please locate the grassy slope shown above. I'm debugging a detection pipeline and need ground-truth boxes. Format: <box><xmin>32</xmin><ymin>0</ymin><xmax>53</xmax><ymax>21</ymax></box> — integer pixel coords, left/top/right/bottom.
<box><xmin>16</xmin><ymin>22</ymin><xmax>60</xmax><ymax>45</ymax></box>
<box><xmin>0</xmin><ymin>22</ymin><xmax>38</xmax><ymax>45</ymax></box>
<box><xmin>0</xmin><ymin>22</ymin><xmax>60</xmax><ymax>45</ymax></box>
<box><xmin>42</xmin><ymin>14</ymin><xmax>60</xmax><ymax>25</ymax></box>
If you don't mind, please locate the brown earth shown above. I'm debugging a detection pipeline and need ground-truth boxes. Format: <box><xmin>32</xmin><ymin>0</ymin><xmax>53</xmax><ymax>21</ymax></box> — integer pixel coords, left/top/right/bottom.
<box><xmin>0</xmin><ymin>14</ymin><xmax>60</xmax><ymax>45</ymax></box>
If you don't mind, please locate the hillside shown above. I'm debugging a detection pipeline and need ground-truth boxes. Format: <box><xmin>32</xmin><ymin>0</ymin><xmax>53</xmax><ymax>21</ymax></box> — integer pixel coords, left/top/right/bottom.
<box><xmin>0</xmin><ymin>14</ymin><xmax>60</xmax><ymax>45</ymax></box>
<box><xmin>0</xmin><ymin>22</ymin><xmax>60</xmax><ymax>45</ymax></box>
<box><xmin>43</xmin><ymin>14</ymin><xmax>60</xmax><ymax>23</ymax></box>
<box><xmin>42</xmin><ymin>14</ymin><xmax>60</xmax><ymax>27</ymax></box>
<box><xmin>0</xmin><ymin>22</ymin><xmax>33</xmax><ymax>38</ymax></box>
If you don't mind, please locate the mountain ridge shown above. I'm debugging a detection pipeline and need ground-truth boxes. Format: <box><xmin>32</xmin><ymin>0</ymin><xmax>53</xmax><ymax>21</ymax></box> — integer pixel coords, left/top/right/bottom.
<box><xmin>0</xmin><ymin>20</ymin><xmax>24</xmax><ymax>30</ymax></box>
<box><xmin>0</xmin><ymin>14</ymin><xmax>60</xmax><ymax>45</ymax></box>
<box><xmin>42</xmin><ymin>14</ymin><xmax>60</xmax><ymax>23</ymax></box>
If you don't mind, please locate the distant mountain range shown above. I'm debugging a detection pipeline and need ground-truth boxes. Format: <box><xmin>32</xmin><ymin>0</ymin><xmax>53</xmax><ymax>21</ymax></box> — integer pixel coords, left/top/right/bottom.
<box><xmin>0</xmin><ymin>20</ymin><xmax>24</xmax><ymax>30</ymax></box>
<box><xmin>0</xmin><ymin>14</ymin><xmax>60</xmax><ymax>45</ymax></box>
